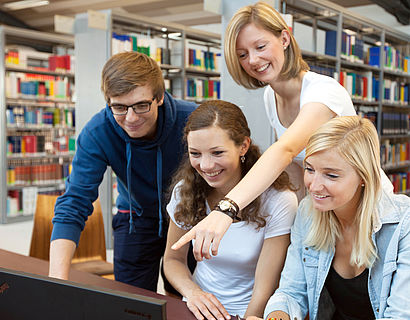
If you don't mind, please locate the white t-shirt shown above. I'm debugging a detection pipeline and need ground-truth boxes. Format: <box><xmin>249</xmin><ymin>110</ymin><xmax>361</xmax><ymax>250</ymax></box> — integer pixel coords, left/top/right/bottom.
<box><xmin>263</xmin><ymin>71</ymin><xmax>356</xmax><ymax>167</ymax></box>
<box><xmin>264</xmin><ymin>72</ymin><xmax>394</xmax><ymax>197</ymax></box>
<box><xmin>167</xmin><ymin>181</ymin><xmax>298</xmax><ymax>317</ymax></box>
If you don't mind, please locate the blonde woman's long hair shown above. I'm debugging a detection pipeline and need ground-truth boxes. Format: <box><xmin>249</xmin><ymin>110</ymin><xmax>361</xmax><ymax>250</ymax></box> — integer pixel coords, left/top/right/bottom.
<box><xmin>304</xmin><ymin>116</ymin><xmax>381</xmax><ymax>268</ymax></box>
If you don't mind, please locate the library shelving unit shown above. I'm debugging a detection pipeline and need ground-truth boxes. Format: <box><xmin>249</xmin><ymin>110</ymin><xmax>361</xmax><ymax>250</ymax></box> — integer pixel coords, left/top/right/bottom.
<box><xmin>74</xmin><ymin>9</ymin><xmax>221</xmax><ymax>248</ymax></box>
<box><xmin>0</xmin><ymin>26</ymin><xmax>75</xmax><ymax>223</ymax></box>
<box><xmin>108</xmin><ymin>10</ymin><xmax>221</xmax><ymax>102</ymax></box>
<box><xmin>282</xmin><ymin>0</ymin><xmax>410</xmax><ymax>195</ymax></box>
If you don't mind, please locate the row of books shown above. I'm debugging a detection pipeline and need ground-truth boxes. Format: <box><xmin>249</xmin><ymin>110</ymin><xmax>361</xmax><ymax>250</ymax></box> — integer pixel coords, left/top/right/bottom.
<box><xmin>388</xmin><ymin>172</ymin><xmax>410</xmax><ymax>194</ymax></box>
<box><xmin>359</xmin><ymin>111</ymin><xmax>410</xmax><ymax>136</ymax></box>
<box><xmin>311</xmin><ymin>65</ymin><xmax>409</xmax><ymax>105</ymax></box>
<box><xmin>381</xmin><ymin>113</ymin><xmax>410</xmax><ymax>135</ymax></box>
<box><xmin>7</xmin><ymin>134</ymin><xmax>75</xmax><ymax>155</ymax></box>
<box><xmin>186</xmin><ymin>49</ymin><xmax>220</xmax><ymax>72</ymax></box>
<box><xmin>112</xmin><ymin>32</ymin><xmax>221</xmax><ymax>72</ymax></box>
<box><xmin>382</xmin><ymin>79</ymin><xmax>409</xmax><ymax>105</ymax></box>
<box><xmin>7</xmin><ymin>187</ymin><xmax>64</xmax><ymax>217</ymax></box>
<box><xmin>112</xmin><ymin>32</ymin><xmax>176</xmax><ymax>66</ymax></box>
<box><xmin>309</xmin><ymin>65</ymin><xmax>335</xmax><ymax>78</ymax></box>
<box><xmin>325</xmin><ymin>31</ymin><xmax>365</xmax><ymax>63</ymax></box>
<box><xmin>368</xmin><ymin>46</ymin><xmax>410</xmax><ymax>72</ymax></box>
<box><xmin>5</xmin><ymin>48</ymin><xmax>74</xmax><ymax>73</ymax></box>
<box><xmin>7</xmin><ymin>187</ymin><xmax>37</xmax><ymax>217</ymax></box>
<box><xmin>325</xmin><ymin>31</ymin><xmax>410</xmax><ymax>73</ymax></box>
<box><xmin>381</xmin><ymin>141</ymin><xmax>410</xmax><ymax>167</ymax></box>
<box><xmin>337</xmin><ymin>70</ymin><xmax>375</xmax><ymax>102</ymax></box>
<box><xmin>7</xmin><ymin>159</ymin><xmax>71</xmax><ymax>186</ymax></box>
<box><xmin>48</xmin><ymin>55</ymin><xmax>72</xmax><ymax>72</ymax></box>
<box><xmin>5</xmin><ymin>72</ymin><xmax>73</xmax><ymax>100</ymax></box>
<box><xmin>338</xmin><ymin>72</ymin><xmax>409</xmax><ymax>104</ymax></box>
<box><xmin>186</xmin><ymin>78</ymin><xmax>221</xmax><ymax>100</ymax></box>
<box><xmin>6</xmin><ymin>105</ymin><xmax>75</xmax><ymax>128</ymax></box>
<box><xmin>112</xmin><ymin>33</ymin><xmax>151</xmax><ymax>57</ymax></box>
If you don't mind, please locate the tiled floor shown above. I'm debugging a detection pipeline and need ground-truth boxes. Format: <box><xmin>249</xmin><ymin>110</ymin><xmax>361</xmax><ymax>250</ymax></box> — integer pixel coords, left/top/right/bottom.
<box><xmin>0</xmin><ymin>219</ymin><xmax>165</xmax><ymax>294</ymax></box>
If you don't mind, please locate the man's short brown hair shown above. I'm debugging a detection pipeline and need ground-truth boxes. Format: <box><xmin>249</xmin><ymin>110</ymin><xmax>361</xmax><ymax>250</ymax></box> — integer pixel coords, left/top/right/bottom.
<box><xmin>101</xmin><ymin>51</ymin><xmax>165</xmax><ymax>103</ymax></box>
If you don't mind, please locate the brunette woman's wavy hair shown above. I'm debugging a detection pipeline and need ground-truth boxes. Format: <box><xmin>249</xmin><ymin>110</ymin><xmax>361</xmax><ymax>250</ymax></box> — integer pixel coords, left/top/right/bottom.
<box><xmin>169</xmin><ymin>100</ymin><xmax>293</xmax><ymax>229</ymax></box>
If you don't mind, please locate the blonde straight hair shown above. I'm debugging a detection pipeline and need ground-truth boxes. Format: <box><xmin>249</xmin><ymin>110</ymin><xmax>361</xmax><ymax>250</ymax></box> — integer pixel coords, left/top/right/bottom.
<box><xmin>304</xmin><ymin>116</ymin><xmax>381</xmax><ymax>268</ymax></box>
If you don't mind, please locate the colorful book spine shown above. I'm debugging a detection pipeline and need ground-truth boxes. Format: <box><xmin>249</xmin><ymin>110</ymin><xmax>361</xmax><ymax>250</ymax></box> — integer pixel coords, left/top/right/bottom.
<box><xmin>186</xmin><ymin>48</ymin><xmax>220</xmax><ymax>72</ymax></box>
<box><xmin>7</xmin><ymin>158</ymin><xmax>71</xmax><ymax>187</ymax></box>
<box><xmin>388</xmin><ymin>172</ymin><xmax>410</xmax><ymax>194</ymax></box>
<box><xmin>186</xmin><ymin>78</ymin><xmax>221</xmax><ymax>100</ymax></box>
<box><xmin>5</xmin><ymin>72</ymin><xmax>73</xmax><ymax>100</ymax></box>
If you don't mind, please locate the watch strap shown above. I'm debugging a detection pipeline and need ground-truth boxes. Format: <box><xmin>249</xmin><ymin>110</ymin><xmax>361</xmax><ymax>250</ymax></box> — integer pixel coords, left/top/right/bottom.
<box><xmin>214</xmin><ymin>197</ymin><xmax>241</xmax><ymax>221</ymax></box>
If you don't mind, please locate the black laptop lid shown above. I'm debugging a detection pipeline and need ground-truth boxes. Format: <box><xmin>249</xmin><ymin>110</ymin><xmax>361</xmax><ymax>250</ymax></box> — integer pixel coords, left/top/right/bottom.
<box><xmin>0</xmin><ymin>267</ymin><xmax>166</xmax><ymax>320</ymax></box>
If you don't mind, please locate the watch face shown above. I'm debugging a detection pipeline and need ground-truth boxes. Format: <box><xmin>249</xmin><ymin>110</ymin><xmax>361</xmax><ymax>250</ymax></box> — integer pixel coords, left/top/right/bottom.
<box><xmin>219</xmin><ymin>200</ymin><xmax>231</xmax><ymax>211</ymax></box>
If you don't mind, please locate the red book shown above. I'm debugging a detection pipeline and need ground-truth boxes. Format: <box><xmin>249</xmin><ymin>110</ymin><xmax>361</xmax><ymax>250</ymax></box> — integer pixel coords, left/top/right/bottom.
<box><xmin>57</xmin><ymin>56</ymin><xmax>65</xmax><ymax>71</ymax></box>
<box><xmin>15</xmin><ymin>166</ymin><xmax>23</xmax><ymax>185</ymax></box>
<box><xmin>63</xmin><ymin>55</ymin><xmax>71</xmax><ymax>71</ymax></box>
<box><xmin>363</xmin><ymin>77</ymin><xmax>368</xmax><ymax>99</ymax></box>
<box><xmin>48</xmin><ymin>56</ymin><xmax>57</xmax><ymax>71</ymax></box>
<box><xmin>339</xmin><ymin>71</ymin><xmax>344</xmax><ymax>86</ymax></box>
<box><xmin>189</xmin><ymin>49</ymin><xmax>194</xmax><ymax>67</ymax></box>
<box><xmin>23</xmin><ymin>135</ymin><xmax>37</xmax><ymax>154</ymax></box>
<box><xmin>208</xmin><ymin>80</ymin><xmax>214</xmax><ymax>98</ymax></box>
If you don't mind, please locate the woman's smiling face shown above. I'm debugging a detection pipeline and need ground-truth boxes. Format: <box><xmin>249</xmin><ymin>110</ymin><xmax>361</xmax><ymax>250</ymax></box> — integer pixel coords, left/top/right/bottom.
<box><xmin>304</xmin><ymin>148</ymin><xmax>363</xmax><ymax>216</ymax></box>
<box><xmin>187</xmin><ymin>126</ymin><xmax>246</xmax><ymax>196</ymax></box>
<box><xmin>236</xmin><ymin>23</ymin><xmax>287</xmax><ymax>84</ymax></box>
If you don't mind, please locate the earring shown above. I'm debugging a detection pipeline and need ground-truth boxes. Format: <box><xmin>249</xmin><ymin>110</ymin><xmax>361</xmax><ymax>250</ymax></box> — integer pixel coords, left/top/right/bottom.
<box><xmin>283</xmin><ymin>46</ymin><xmax>287</xmax><ymax>50</ymax></box>
<box><xmin>240</xmin><ymin>155</ymin><xmax>245</xmax><ymax>163</ymax></box>
<box><xmin>361</xmin><ymin>183</ymin><xmax>365</xmax><ymax>187</ymax></box>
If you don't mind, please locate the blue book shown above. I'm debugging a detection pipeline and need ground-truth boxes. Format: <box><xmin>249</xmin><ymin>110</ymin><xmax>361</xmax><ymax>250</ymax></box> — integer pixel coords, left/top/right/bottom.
<box><xmin>373</xmin><ymin>78</ymin><xmax>379</xmax><ymax>101</ymax></box>
<box><xmin>325</xmin><ymin>30</ymin><xmax>337</xmax><ymax>56</ymax></box>
<box><xmin>354</xmin><ymin>39</ymin><xmax>364</xmax><ymax>61</ymax></box>
<box><xmin>368</xmin><ymin>47</ymin><xmax>380</xmax><ymax>67</ymax></box>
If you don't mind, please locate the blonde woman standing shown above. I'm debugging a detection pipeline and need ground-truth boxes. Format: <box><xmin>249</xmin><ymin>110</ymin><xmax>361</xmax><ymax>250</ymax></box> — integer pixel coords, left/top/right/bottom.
<box><xmin>172</xmin><ymin>1</ymin><xmax>357</xmax><ymax>261</ymax></box>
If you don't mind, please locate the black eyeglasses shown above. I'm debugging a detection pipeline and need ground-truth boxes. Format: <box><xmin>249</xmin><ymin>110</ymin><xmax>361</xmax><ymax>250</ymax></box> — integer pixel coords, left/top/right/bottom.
<box><xmin>109</xmin><ymin>98</ymin><xmax>155</xmax><ymax>116</ymax></box>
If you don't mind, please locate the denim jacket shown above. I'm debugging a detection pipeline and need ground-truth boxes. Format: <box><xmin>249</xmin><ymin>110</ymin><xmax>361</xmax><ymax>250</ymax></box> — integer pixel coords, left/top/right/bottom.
<box><xmin>264</xmin><ymin>188</ymin><xmax>410</xmax><ymax>320</ymax></box>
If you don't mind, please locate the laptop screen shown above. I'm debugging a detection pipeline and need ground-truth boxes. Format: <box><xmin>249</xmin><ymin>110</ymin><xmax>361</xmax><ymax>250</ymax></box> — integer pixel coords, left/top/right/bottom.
<box><xmin>0</xmin><ymin>267</ymin><xmax>166</xmax><ymax>320</ymax></box>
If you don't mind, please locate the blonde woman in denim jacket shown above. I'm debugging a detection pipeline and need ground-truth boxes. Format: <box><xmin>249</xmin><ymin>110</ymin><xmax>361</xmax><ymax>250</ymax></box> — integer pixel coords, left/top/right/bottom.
<box><xmin>252</xmin><ymin>116</ymin><xmax>410</xmax><ymax>320</ymax></box>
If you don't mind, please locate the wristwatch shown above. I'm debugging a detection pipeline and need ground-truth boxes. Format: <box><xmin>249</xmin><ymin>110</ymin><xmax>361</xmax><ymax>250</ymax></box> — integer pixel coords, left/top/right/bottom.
<box><xmin>214</xmin><ymin>197</ymin><xmax>241</xmax><ymax>221</ymax></box>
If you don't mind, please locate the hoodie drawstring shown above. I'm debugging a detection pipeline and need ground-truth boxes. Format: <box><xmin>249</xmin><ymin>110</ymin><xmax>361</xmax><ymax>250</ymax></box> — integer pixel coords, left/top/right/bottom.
<box><xmin>156</xmin><ymin>146</ymin><xmax>163</xmax><ymax>237</ymax></box>
<box><xmin>126</xmin><ymin>142</ymin><xmax>164</xmax><ymax>237</ymax></box>
<box><xmin>126</xmin><ymin>142</ymin><xmax>137</xmax><ymax>234</ymax></box>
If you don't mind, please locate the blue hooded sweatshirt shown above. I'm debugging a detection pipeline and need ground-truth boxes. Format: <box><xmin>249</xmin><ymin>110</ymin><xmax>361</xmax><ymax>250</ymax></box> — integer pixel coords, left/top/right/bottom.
<box><xmin>51</xmin><ymin>91</ymin><xmax>196</xmax><ymax>245</ymax></box>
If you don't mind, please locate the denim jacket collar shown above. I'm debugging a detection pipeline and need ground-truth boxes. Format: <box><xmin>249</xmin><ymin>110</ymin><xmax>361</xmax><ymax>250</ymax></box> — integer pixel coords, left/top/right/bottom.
<box><xmin>373</xmin><ymin>188</ymin><xmax>401</xmax><ymax>233</ymax></box>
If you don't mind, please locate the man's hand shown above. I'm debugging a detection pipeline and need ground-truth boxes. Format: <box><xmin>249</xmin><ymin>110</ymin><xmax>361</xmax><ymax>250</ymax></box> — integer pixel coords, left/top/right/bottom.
<box><xmin>186</xmin><ymin>288</ymin><xmax>231</xmax><ymax>320</ymax></box>
<box><xmin>171</xmin><ymin>210</ymin><xmax>233</xmax><ymax>261</ymax></box>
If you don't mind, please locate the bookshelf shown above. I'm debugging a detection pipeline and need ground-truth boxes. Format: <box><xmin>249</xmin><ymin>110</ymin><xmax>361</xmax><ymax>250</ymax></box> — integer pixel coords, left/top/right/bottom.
<box><xmin>108</xmin><ymin>10</ymin><xmax>221</xmax><ymax>101</ymax></box>
<box><xmin>0</xmin><ymin>26</ymin><xmax>75</xmax><ymax>223</ymax></box>
<box><xmin>284</xmin><ymin>0</ymin><xmax>410</xmax><ymax>195</ymax></box>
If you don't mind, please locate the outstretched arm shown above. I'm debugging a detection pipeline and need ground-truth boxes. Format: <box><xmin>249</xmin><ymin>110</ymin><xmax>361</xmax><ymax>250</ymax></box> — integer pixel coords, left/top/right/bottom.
<box><xmin>173</xmin><ymin>102</ymin><xmax>335</xmax><ymax>260</ymax></box>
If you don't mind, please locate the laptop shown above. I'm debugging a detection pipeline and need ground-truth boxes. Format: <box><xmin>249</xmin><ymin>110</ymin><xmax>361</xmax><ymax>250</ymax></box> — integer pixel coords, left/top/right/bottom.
<box><xmin>0</xmin><ymin>267</ymin><xmax>166</xmax><ymax>320</ymax></box>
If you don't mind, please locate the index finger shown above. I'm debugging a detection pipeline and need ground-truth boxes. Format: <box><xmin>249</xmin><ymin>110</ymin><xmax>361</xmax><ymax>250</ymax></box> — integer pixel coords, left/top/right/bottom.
<box><xmin>171</xmin><ymin>228</ymin><xmax>195</xmax><ymax>250</ymax></box>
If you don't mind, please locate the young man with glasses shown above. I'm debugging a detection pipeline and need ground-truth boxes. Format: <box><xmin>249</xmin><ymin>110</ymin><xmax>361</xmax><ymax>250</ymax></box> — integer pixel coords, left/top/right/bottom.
<box><xmin>49</xmin><ymin>52</ymin><xmax>197</xmax><ymax>292</ymax></box>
